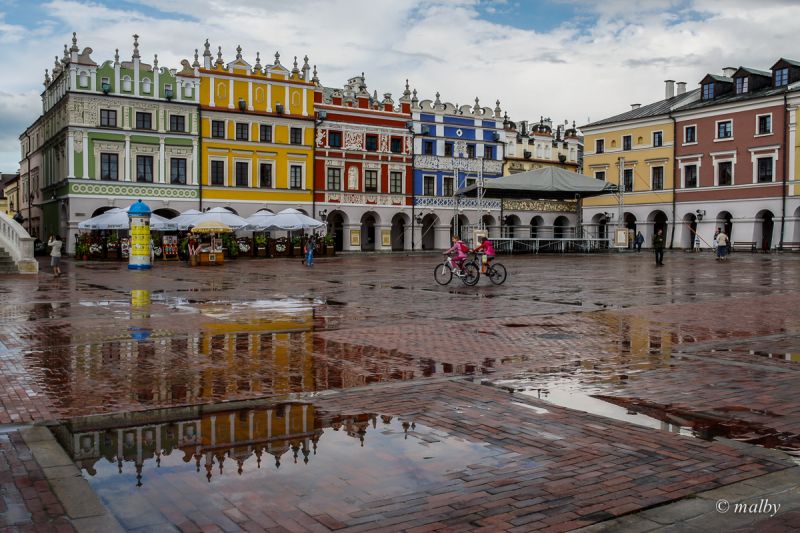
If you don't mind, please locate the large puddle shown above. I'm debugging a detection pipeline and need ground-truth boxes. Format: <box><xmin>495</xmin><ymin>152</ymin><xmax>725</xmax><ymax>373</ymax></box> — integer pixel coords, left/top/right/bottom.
<box><xmin>52</xmin><ymin>401</ymin><xmax>504</xmax><ymax>531</ymax></box>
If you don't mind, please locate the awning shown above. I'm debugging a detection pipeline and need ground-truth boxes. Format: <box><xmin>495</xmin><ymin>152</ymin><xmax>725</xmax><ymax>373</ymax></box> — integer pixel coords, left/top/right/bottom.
<box><xmin>456</xmin><ymin>166</ymin><xmax>618</xmax><ymax>200</ymax></box>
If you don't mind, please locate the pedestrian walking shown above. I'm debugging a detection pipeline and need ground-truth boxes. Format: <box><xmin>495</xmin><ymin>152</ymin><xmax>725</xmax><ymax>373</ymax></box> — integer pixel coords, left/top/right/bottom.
<box><xmin>712</xmin><ymin>228</ymin><xmax>720</xmax><ymax>254</ymax></box>
<box><xmin>716</xmin><ymin>229</ymin><xmax>729</xmax><ymax>261</ymax></box>
<box><xmin>47</xmin><ymin>234</ymin><xmax>63</xmax><ymax>277</ymax></box>
<box><xmin>634</xmin><ymin>231</ymin><xmax>644</xmax><ymax>252</ymax></box>
<box><xmin>304</xmin><ymin>235</ymin><xmax>315</xmax><ymax>267</ymax></box>
<box><xmin>653</xmin><ymin>229</ymin><xmax>665</xmax><ymax>266</ymax></box>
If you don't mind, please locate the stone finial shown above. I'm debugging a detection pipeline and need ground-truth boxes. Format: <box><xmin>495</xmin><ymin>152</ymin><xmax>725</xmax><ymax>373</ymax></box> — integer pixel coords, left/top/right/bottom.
<box><xmin>473</xmin><ymin>96</ymin><xmax>481</xmax><ymax>114</ymax></box>
<box><xmin>132</xmin><ymin>34</ymin><xmax>140</xmax><ymax>59</ymax></box>
<box><xmin>274</xmin><ymin>51</ymin><xmax>280</xmax><ymax>65</ymax></box>
<box><xmin>495</xmin><ymin>99</ymin><xmax>502</xmax><ymax>118</ymax></box>
<box><xmin>114</xmin><ymin>48</ymin><xmax>120</xmax><ymax>65</ymax></box>
<box><xmin>411</xmin><ymin>88</ymin><xmax>418</xmax><ymax>105</ymax></box>
<box><xmin>203</xmin><ymin>39</ymin><xmax>211</xmax><ymax>57</ymax></box>
<box><xmin>312</xmin><ymin>64</ymin><xmax>319</xmax><ymax>85</ymax></box>
<box><xmin>215</xmin><ymin>46</ymin><xmax>224</xmax><ymax>67</ymax></box>
<box><xmin>382</xmin><ymin>92</ymin><xmax>393</xmax><ymax>105</ymax></box>
<box><xmin>192</xmin><ymin>49</ymin><xmax>200</xmax><ymax>68</ymax></box>
<box><xmin>44</xmin><ymin>69</ymin><xmax>50</xmax><ymax>86</ymax></box>
<box><xmin>301</xmin><ymin>55</ymin><xmax>310</xmax><ymax>80</ymax></box>
<box><xmin>235</xmin><ymin>45</ymin><xmax>242</xmax><ymax>60</ymax></box>
<box><xmin>291</xmin><ymin>56</ymin><xmax>300</xmax><ymax>77</ymax></box>
<box><xmin>254</xmin><ymin>51</ymin><xmax>262</xmax><ymax>71</ymax></box>
<box><xmin>434</xmin><ymin>91</ymin><xmax>441</xmax><ymax>106</ymax></box>
<box><xmin>399</xmin><ymin>79</ymin><xmax>411</xmax><ymax>101</ymax></box>
<box><xmin>62</xmin><ymin>44</ymin><xmax>69</xmax><ymax>62</ymax></box>
<box><xmin>53</xmin><ymin>56</ymin><xmax>61</xmax><ymax>73</ymax></box>
<box><xmin>70</xmin><ymin>32</ymin><xmax>79</xmax><ymax>53</ymax></box>
<box><xmin>153</xmin><ymin>54</ymin><xmax>158</xmax><ymax>69</ymax></box>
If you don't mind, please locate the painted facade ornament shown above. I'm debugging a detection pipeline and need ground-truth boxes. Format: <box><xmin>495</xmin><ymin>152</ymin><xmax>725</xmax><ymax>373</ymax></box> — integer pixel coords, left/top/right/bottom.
<box><xmin>312</xmin><ymin>65</ymin><xmax>319</xmax><ymax>85</ymax></box>
<box><xmin>153</xmin><ymin>54</ymin><xmax>158</xmax><ymax>69</ymax></box>
<box><xmin>192</xmin><ymin>49</ymin><xmax>200</xmax><ymax>68</ymax></box>
<box><xmin>302</xmin><ymin>55</ymin><xmax>310</xmax><ymax>81</ymax></box>
<box><xmin>315</xmin><ymin>128</ymin><xmax>327</xmax><ymax>147</ymax></box>
<box><xmin>503</xmin><ymin>199</ymin><xmax>577</xmax><ymax>213</ymax></box>
<box><xmin>344</xmin><ymin>130</ymin><xmax>364</xmax><ymax>150</ymax></box>
<box><xmin>379</xmin><ymin>134</ymin><xmax>389</xmax><ymax>153</ymax></box>
<box><xmin>235</xmin><ymin>45</ymin><xmax>242</xmax><ymax>60</ymax></box>
<box><xmin>415</xmin><ymin>155</ymin><xmax>503</xmax><ymax>174</ymax></box>
<box><xmin>274</xmin><ymin>51</ymin><xmax>281</xmax><ymax>65</ymax></box>
<box><xmin>215</xmin><ymin>46</ymin><xmax>224</xmax><ymax>67</ymax></box>
<box><xmin>114</xmin><ymin>48</ymin><xmax>120</xmax><ymax>65</ymax></box>
<box><xmin>254</xmin><ymin>51</ymin><xmax>262</xmax><ymax>72</ymax></box>
<box><xmin>495</xmin><ymin>99</ymin><xmax>502</xmax><ymax>118</ymax></box>
<box><xmin>132</xmin><ymin>34</ymin><xmax>140</xmax><ymax>59</ymax></box>
<box><xmin>347</xmin><ymin>167</ymin><xmax>358</xmax><ymax>190</ymax></box>
<box><xmin>70</xmin><ymin>32</ymin><xmax>79</xmax><ymax>53</ymax></box>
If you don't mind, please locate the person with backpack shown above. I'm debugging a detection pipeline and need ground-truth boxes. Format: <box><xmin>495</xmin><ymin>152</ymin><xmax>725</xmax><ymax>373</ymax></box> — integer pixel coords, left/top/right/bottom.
<box><xmin>444</xmin><ymin>235</ymin><xmax>468</xmax><ymax>273</ymax></box>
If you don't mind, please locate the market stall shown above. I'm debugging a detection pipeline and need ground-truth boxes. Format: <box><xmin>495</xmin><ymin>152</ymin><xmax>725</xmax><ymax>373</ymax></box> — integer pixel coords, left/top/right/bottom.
<box><xmin>190</xmin><ymin>221</ymin><xmax>232</xmax><ymax>266</ymax></box>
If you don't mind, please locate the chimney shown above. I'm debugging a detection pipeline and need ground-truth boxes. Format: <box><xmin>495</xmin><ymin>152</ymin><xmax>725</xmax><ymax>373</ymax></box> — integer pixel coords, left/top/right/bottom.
<box><xmin>631</xmin><ymin>103</ymin><xmax>641</xmax><ymax>110</ymax></box>
<box><xmin>664</xmin><ymin>79</ymin><xmax>675</xmax><ymax>99</ymax></box>
<box><xmin>722</xmin><ymin>66</ymin><xmax>736</xmax><ymax>78</ymax></box>
<box><xmin>676</xmin><ymin>81</ymin><xmax>687</xmax><ymax>95</ymax></box>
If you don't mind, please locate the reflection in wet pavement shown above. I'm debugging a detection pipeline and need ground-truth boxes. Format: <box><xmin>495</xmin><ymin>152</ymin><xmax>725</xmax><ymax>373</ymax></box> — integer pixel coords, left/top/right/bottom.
<box><xmin>54</xmin><ymin>401</ymin><xmax>499</xmax><ymax>532</ymax></box>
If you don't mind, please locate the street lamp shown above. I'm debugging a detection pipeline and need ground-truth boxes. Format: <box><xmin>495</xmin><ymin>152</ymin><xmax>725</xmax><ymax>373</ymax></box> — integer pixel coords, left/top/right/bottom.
<box><xmin>319</xmin><ymin>209</ymin><xmax>328</xmax><ymax>222</ymax></box>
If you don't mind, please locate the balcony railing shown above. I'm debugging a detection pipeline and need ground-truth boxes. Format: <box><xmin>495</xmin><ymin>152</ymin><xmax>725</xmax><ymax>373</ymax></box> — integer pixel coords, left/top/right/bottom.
<box><xmin>414</xmin><ymin>155</ymin><xmax>504</xmax><ymax>174</ymax></box>
<box><xmin>414</xmin><ymin>196</ymin><xmax>501</xmax><ymax>210</ymax></box>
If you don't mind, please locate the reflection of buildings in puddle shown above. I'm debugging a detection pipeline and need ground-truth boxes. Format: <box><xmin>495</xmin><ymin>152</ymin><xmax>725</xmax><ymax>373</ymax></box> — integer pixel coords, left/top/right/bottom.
<box><xmin>593</xmin><ymin>313</ymin><xmax>673</xmax><ymax>369</ymax></box>
<box><xmin>750</xmin><ymin>350</ymin><xmax>800</xmax><ymax>362</ymax></box>
<box><xmin>57</xmin><ymin>402</ymin><xmax>390</xmax><ymax>486</ymax></box>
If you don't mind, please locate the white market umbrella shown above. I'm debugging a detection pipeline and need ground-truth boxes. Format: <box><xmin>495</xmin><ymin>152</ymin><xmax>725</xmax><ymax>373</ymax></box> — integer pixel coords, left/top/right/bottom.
<box><xmin>244</xmin><ymin>209</ymin><xmax>277</xmax><ymax>231</ymax></box>
<box><xmin>78</xmin><ymin>206</ymin><xmax>176</xmax><ymax>231</ymax></box>
<box><xmin>192</xmin><ymin>207</ymin><xmax>250</xmax><ymax>230</ymax></box>
<box><xmin>267</xmin><ymin>208</ymin><xmax>325</xmax><ymax>231</ymax></box>
<box><xmin>172</xmin><ymin>209</ymin><xmax>203</xmax><ymax>231</ymax></box>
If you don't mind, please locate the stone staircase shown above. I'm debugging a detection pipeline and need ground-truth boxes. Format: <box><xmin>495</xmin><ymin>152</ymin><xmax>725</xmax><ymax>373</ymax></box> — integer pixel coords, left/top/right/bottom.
<box><xmin>0</xmin><ymin>246</ymin><xmax>19</xmax><ymax>274</ymax></box>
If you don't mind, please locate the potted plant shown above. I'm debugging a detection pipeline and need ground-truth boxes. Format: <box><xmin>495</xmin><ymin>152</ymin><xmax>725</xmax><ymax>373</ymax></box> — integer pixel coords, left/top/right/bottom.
<box><xmin>106</xmin><ymin>233</ymin><xmax>120</xmax><ymax>260</ymax></box>
<box><xmin>223</xmin><ymin>234</ymin><xmax>238</xmax><ymax>259</ymax></box>
<box><xmin>178</xmin><ymin>237</ymin><xmax>189</xmax><ymax>260</ymax></box>
<box><xmin>271</xmin><ymin>237</ymin><xmax>290</xmax><ymax>258</ymax></box>
<box><xmin>323</xmin><ymin>233</ymin><xmax>335</xmax><ymax>256</ymax></box>
<box><xmin>75</xmin><ymin>241</ymin><xmax>88</xmax><ymax>260</ymax></box>
<box><xmin>237</xmin><ymin>237</ymin><xmax>252</xmax><ymax>257</ymax></box>
<box><xmin>254</xmin><ymin>234</ymin><xmax>268</xmax><ymax>257</ymax></box>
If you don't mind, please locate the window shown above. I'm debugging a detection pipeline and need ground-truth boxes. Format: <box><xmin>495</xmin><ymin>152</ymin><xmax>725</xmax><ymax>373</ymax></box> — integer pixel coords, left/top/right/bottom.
<box><xmin>235</xmin><ymin>161</ymin><xmax>249</xmax><ymax>187</ymax></box>
<box><xmin>100</xmin><ymin>109</ymin><xmax>117</xmax><ymax>127</ymax></box>
<box><xmin>484</xmin><ymin>146</ymin><xmax>494</xmax><ymax>159</ymax></box>
<box><xmin>260</xmin><ymin>125</ymin><xmax>272</xmax><ymax>143</ymax></box>
<box><xmin>328</xmin><ymin>131</ymin><xmax>342</xmax><ymax>148</ymax></box>
<box><xmin>364</xmin><ymin>170</ymin><xmax>378</xmax><ymax>192</ymax></box>
<box><xmin>444</xmin><ymin>142</ymin><xmax>453</xmax><ymax>157</ymax></box>
<box><xmin>652</xmin><ymin>166</ymin><xmax>664</xmax><ymax>190</ymax></box>
<box><xmin>775</xmin><ymin>67</ymin><xmax>789</xmax><ymax>87</ymax></box>
<box><xmin>466</xmin><ymin>144</ymin><xmax>476</xmax><ymax>158</ymax></box>
<box><xmin>595</xmin><ymin>171</ymin><xmax>605</xmax><ymax>181</ymax></box>
<box><xmin>289</xmin><ymin>165</ymin><xmax>302</xmax><ymax>188</ymax></box>
<box><xmin>423</xmin><ymin>141</ymin><xmax>434</xmax><ymax>155</ymax></box>
<box><xmin>326</xmin><ymin>167</ymin><xmax>341</xmax><ymax>191</ymax></box>
<box><xmin>757</xmin><ymin>157</ymin><xmax>773</xmax><ymax>182</ymax></box>
<box><xmin>684</xmin><ymin>164</ymin><xmax>698</xmax><ymax>188</ymax></box>
<box><xmin>390</xmin><ymin>137</ymin><xmax>402</xmax><ymax>154</ymax></box>
<box><xmin>235</xmin><ymin>123</ymin><xmax>249</xmax><ymax>141</ymax></box>
<box><xmin>290</xmin><ymin>127</ymin><xmax>303</xmax><ymax>145</ymax></box>
<box><xmin>136</xmin><ymin>156</ymin><xmax>154</xmax><ymax>182</ymax></box>
<box><xmin>442</xmin><ymin>176</ymin><xmax>454</xmax><ymax>197</ymax></box>
<box><xmin>211</xmin><ymin>120</ymin><xmax>225</xmax><ymax>138</ymax></box>
<box><xmin>757</xmin><ymin>114</ymin><xmax>772</xmax><ymax>135</ymax></box>
<box><xmin>135</xmin><ymin>112</ymin><xmax>152</xmax><ymax>130</ymax></box>
<box><xmin>170</xmin><ymin>158</ymin><xmax>187</xmax><ymax>184</ymax></box>
<box><xmin>735</xmin><ymin>77</ymin><xmax>748</xmax><ymax>94</ymax></box>
<box><xmin>259</xmin><ymin>163</ymin><xmax>272</xmax><ymax>188</ymax></box>
<box><xmin>684</xmin><ymin>126</ymin><xmax>696</xmax><ymax>144</ymax></box>
<box><xmin>717</xmin><ymin>120</ymin><xmax>732</xmax><ymax>139</ymax></box>
<box><xmin>466</xmin><ymin>178</ymin><xmax>476</xmax><ymax>189</ymax></box>
<box><xmin>211</xmin><ymin>160</ymin><xmax>224</xmax><ymax>185</ymax></box>
<box><xmin>718</xmin><ymin>161</ymin><xmax>732</xmax><ymax>186</ymax></box>
<box><xmin>653</xmin><ymin>131</ymin><xmax>663</xmax><ymax>147</ymax></box>
<box><xmin>622</xmin><ymin>135</ymin><xmax>632</xmax><ymax>151</ymax></box>
<box><xmin>702</xmin><ymin>83</ymin><xmax>714</xmax><ymax>100</ymax></box>
<box><xmin>423</xmin><ymin>175</ymin><xmax>435</xmax><ymax>196</ymax></box>
<box><xmin>595</xmin><ymin>139</ymin><xmax>604</xmax><ymax>154</ymax></box>
<box><xmin>169</xmin><ymin>115</ymin><xmax>185</xmax><ymax>132</ymax></box>
<box><xmin>390</xmin><ymin>171</ymin><xmax>402</xmax><ymax>193</ymax></box>
<box><xmin>365</xmin><ymin>135</ymin><xmax>378</xmax><ymax>151</ymax></box>
<box><xmin>623</xmin><ymin>168</ymin><xmax>633</xmax><ymax>192</ymax></box>
<box><xmin>100</xmin><ymin>153</ymin><xmax>118</xmax><ymax>180</ymax></box>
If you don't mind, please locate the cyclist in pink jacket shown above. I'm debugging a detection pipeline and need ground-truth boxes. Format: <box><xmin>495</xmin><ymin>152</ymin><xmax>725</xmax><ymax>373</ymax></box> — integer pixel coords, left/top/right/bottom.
<box><xmin>444</xmin><ymin>235</ymin><xmax>468</xmax><ymax>272</ymax></box>
<box><xmin>472</xmin><ymin>236</ymin><xmax>495</xmax><ymax>272</ymax></box>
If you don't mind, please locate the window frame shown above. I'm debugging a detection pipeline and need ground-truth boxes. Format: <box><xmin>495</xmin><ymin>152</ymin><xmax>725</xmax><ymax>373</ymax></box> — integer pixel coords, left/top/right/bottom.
<box><xmin>135</xmin><ymin>112</ymin><xmax>153</xmax><ymax>130</ymax></box>
<box><xmin>235</xmin><ymin>122</ymin><xmax>249</xmax><ymax>142</ymax></box>
<box><xmin>623</xmin><ymin>168</ymin><xmax>633</xmax><ymax>192</ymax></box>
<box><xmin>442</xmin><ymin>176</ymin><xmax>454</xmax><ymax>197</ymax></box>
<box><xmin>422</xmin><ymin>175</ymin><xmax>435</xmax><ymax>196</ymax></box>
<box><xmin>717</xmin><ymin>160</ymin><xmax>733</xmax><ymax>186</ymax></box>
<box><xmin>595</xmin><ymin>139</ymin><xmax>604</xmax><ymax>154</ymax></box>
<box><xmin>756</xmin><ymin>156</ymin><xmax>774</xmax><ymax>183</ymax></box>
<box><xmin>594</xmin><ymin>170</ymin><xmax>606</xmax><ymax>181</ymax></box>
<box><xmin>100</xmin><ymin>109</ymin><xmax>117</xmax><ymax>128</ymax></box>
<box><xmin>756</xmin><ymin>113</ymin><xmax>772</xmax><ymax>136</ymax></box>
<box><xmin>210</xmin><ymin>159</ymin><xmax>225</xmax><ymax>186</ymax></box>
<box><xmin>735</xmin><ymin>76</ymin><xmax>748</xmax><ymax>94</ymax></box>
<box><xmin>211</xmin><ymin>120</ymin><xmax>225</xmax><ymax>139</ymax></box>
<box><xmin>444</xmin><ymin>142</ymin><xmax>453</xmax><ymax>157</ymax></box>
<box><xmin>259</xmin><ymin>162</ymin><xmax>273</xmax><ymax>188</ymax></box>
<box><xmin>715</xmin><ymin>119</ymin><xmax>733</xmax><ymax>141</ymax></box>
<box><xmin>775</xmin><ymin>67</ymin><xmax>789</xmax><ymax>87</ymax></box>
<box><xmin>169</xmin><ymin>114</ymin><xmax>185</xmax><ymax>133</ymax></box>
<box><xmin>289</xmin><ymin>164</ymin><xmax>303</xmax><ymax>189</ymax></box>
<box><xmin>466</xmin><ymin>144</ymin><xmax>476</xmax><ymax>159</ymax></box>
<box><xmin>389</xmin><ymin>171</ymin><xmax>403</xmax><ymax>193</ymax></box>
<box><xmin>390</xmin><ymin>137</ymin><xmax>402</xmax><ymax>154</ymax></box>
<box><xmin>423</xmin><ymin>140</ymin><xmax>435</xmax><ymax>155</ymax></box>
<box><xmin>235</xmin><ymin>160</ymin><xmax>249</xmax><ymax>187</ymax></box>
<box><xmin>364</xmin><ymin>169</ymin><xmax>378</xmax><ymax>192</ymax></box>
<box><xmin>652</xmin><ymin>131</ymin><xmax>663</xmax><ymax>148</ymax></box>
<box><xmin>328</xmin><ymin>131</ymin><xmax>342</xmax><ymax>148</ymax></box>
<box><xmin>484</xmin><ymin>146</ymin><xmax>494</xmax><ymax>159</ymax></box>
<box><xmin>136</xmin><ymin>155</ymin><xmax>154</xmax><ymax>183</ymax></box>
<box><xmin>683</xmin><ymin>163</ymin><xmax>698</xmax><ymax>188</ymax></box>
<box><xmin>651</xmin><ymin>166</ymin><xmax>664</xmax><ymax>191</ymax></box>
<box><xmin>170</xmin><ymin>158</ymin><xmax>187</xmax><ymax>185</ymax></box>
<box><xmin>326</xmin><ymin>167</ymin><xmax>342</xmax><ymax>191</ymax></box>
<box><xmin>702</xmin><ymin>83</ymin><xmax>714</xmax><ymax>100</ymax></box>
<box><xmin>365</xmin><ymin>135</ymin><xmax>378</xmax><ymax>152</ymax></box>
<box><xmin>259</xmin><ymin>124</ymin><xmax>273</xmax><ymax>143</ymax></box>
<box><xmin>100</xmin><ymin>153</ymin><xmax>118</xmax><ymax>181</ymax></box>
<box><xmin>684</xmin><ymin>125</ymin><xmax>697</xmax><ymax>144</ymax></box>
<box><xmin>622</xmin><ymin>135</ymin><xmax>632</xmax><ymax>151</ymax></box>
<box><xmin>290</xmin><ymin>127</ymin><xmax>303</xmax><ymax>145</ymax></box>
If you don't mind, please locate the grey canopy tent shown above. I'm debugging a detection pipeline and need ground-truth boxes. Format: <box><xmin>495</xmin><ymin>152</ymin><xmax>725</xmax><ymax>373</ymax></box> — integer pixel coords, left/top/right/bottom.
<box><xmin>456</xmin><ymin>166</ymin><xmax>618</xmax><ymax>199</ymax></box>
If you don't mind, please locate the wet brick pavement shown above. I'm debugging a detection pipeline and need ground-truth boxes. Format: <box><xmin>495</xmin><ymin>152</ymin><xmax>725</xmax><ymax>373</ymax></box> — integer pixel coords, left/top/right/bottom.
<box><xmin>1</xmin><ymin>251</ymin><xmax>799</xmax><ymax>530</ymax></box>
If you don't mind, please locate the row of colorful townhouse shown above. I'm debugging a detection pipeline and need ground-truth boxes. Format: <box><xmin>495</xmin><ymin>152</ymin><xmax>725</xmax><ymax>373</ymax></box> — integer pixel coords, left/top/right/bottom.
<box><xmin>15</xmin><ymin>34</ymin><xmax>583</xmax><ymax>254</ymax></box>
<box><xmin>582</xmin><ymin>60</ymin><xmax>800</xmax><ymax>251</ymax></box>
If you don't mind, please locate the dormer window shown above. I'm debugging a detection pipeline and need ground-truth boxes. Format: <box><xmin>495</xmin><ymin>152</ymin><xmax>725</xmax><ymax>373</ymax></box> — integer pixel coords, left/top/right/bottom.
<box><xmin>775</xmin><ymin>68</ymin><xmax>789</xmax><ymax>87</ymax></box>
<box><xmin>735</xmin><ymin>77</ymin><xmax>748</xmax><ymax>94</ymax></box>
<box><xmin>702</xmin><ymin>83</ymin><xmax>714</xmax><ymax>100</ymax></box>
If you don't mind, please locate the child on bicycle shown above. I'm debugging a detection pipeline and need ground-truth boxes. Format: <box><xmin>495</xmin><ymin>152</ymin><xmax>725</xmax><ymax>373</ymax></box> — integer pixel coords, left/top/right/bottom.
<box><xmin>444</xmin><ymin>235</ymin><xmax>468</xmax><ymax>272</ymax></box>
<box><xmin>472</xmin><ymin>236</ymin><xmax>495</xmax><ymax>273</ymax></box>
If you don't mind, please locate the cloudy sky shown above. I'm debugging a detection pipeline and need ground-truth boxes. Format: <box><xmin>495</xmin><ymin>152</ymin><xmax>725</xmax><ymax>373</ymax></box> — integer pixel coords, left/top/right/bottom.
<box><xmin>1</xmin><ymin>0</ymin><xmax>799</xmax><ymax>172</ymax></box>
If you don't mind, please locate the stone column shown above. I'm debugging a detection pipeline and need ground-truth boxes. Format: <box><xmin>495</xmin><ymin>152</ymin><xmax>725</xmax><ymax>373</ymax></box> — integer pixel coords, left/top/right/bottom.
<box><xmin>67</xmin><ymin>132</ymin><xmax>75</xmax><ymax>179</ymax></box>
<box><xmin>159</xmin><ymin>136</ymin><xmax>166</xmax><ymax>184</ymax></box>
<box><xmin>189</xmin><ymin>139</ymin><xmax>197</xmax><ymax>185</ymax></box>
<box><xmin>434</xmin><ymin>223</ymin><xmax>452</xmax><ymax>250</ymax></box>
<box><xmin>124</xmin><ymin>135</ymin><xmax>131</xmax><ymax>181</ymax></box>
<box><xmin>407</xmin><ymin>221</ymin><xmax>420</xmax><ymax>251</ymax></box>
<box><xmin>82</xmin><ymin>131</ymin><xmax>89</xmax><ymax>179</ymax></box>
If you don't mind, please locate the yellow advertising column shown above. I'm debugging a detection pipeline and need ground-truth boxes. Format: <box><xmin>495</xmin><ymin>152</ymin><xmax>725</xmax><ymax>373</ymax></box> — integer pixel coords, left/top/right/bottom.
<box><xmin>128</xmin><ymin>200</ymin><xmax>152</xmax><ymax>270</ymax></box>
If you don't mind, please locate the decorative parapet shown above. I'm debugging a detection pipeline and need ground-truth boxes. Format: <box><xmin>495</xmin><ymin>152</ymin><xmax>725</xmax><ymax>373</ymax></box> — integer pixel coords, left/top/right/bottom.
<box><xmin>414</xmin><ymin>196</ymin><xmax>501</xmax><ymax>210</ymax></box>
<box><xmin>325</xmin><ymin>192</ymin><xmax>406</xmax><ymax>206</ymax></box>
<box><xmin>69</xmin><ymin>181</ymin><xmax>198</xmax><ymax>198</ymax></box>
<box><xmin>502</xmin><ymin>199</ymin><xmax>577</xmax><ymax>212</ymax></box>
<box><xmin>0</xmin><ymin>212</ymin><xmax>37</xmax><ymax>274</ymax></box>
<box><xmin>414</xmin><ymin>155</ymin><xmax>504</xmax><ymax>175</ymax></box>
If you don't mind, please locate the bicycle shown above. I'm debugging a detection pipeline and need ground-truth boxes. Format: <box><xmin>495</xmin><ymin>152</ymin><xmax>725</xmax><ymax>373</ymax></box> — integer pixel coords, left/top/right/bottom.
<box><xmin>481</xmin><ymin>256</ymin><xmax>507</xmax><ymax>285</ymax></box>
<box><xmin>434</xmin><ymin>255</ymin><xmax>480</xmax><ymax>286</ymax></box>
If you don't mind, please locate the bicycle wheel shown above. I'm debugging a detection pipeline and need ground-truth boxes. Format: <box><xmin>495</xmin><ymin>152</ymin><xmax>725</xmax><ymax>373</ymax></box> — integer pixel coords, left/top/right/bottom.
<box><xmin>434</xmin><ymin>263</ymin><xmax>453</xmax><ymax>285</ymax></box>
<box><xmin>461</xmin><ymin>261</ymin><xmax>480</xmax><ymax>286</ymax></box>
<box><xmin>487</xmin><ymin>262</ymin><xmax>507</xmax><ymax>285</ymax></box>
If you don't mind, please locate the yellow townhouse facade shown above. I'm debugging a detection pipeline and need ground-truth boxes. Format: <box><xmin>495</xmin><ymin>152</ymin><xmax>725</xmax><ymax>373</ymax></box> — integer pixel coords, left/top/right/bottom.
<box><xmin>198</xmin><ymin>42</ymin><xmax>316</xmax><ymax>215</ymax></box>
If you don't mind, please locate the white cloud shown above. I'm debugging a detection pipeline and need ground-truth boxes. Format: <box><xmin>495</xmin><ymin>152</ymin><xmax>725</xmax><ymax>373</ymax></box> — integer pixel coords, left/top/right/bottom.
<box><xmin>1</xmin><ymin>0</ymin><xmax>799</xmax><ymax>171</ymax></box>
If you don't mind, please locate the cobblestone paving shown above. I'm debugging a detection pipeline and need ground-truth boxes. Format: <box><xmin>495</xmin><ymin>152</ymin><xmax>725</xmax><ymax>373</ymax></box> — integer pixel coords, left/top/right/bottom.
<box><xmin>1</xmin><ymin>251</ymin><xmax>799</xmax><ymax>531</ymax></box>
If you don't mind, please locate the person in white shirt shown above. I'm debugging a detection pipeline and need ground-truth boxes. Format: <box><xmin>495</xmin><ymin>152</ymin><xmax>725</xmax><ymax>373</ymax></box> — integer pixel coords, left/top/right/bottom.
<box><xmin>47</xmin><ymin>235</ymin><xmax>63</xmax><ymax>277</ymax></box>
